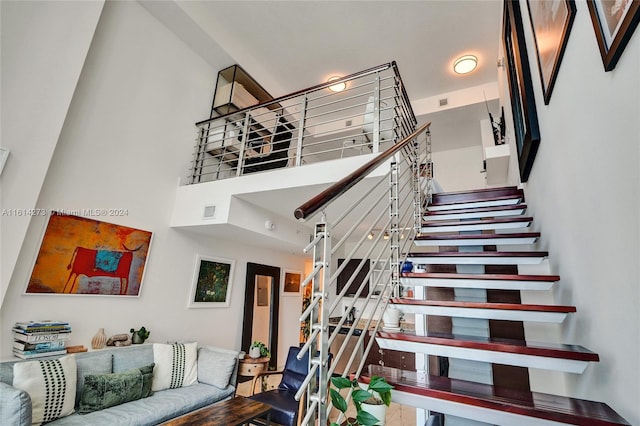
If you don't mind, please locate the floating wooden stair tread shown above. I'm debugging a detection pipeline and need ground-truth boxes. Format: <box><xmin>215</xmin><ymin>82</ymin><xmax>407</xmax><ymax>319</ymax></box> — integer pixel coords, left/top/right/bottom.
<box><xmin>375</xmin><ymin>331</ymin><xmax>597</xmax><ymax>373</ymax></box>
<box><xmin>388</xmin><ymin>297</ymin><xmax>575</xmax><ymax>323</ymax></box>
<box><xmin>425</xmin><ymin>204</ymin><xmax>527</xmax><ymax>221</ymax></box>
<box><xmin>414</xmin><ymin>232</ymin><xmax>540</xmax><ymax>246</ymax></box>
<box><xmin>421</xmin><ymin>217</ymin><xmax>533</xmax><ymax>233</ymax></box>
<box><xmin>428</xmin><ymin>188</ymin><xmax>525</xmax><ymax>212</ymax></box>
<box><xmin>360</xmin><ymin>365</ymin><xmax>630</xmax><ymax>426</ymax></box>
<box><xmin>400</xmin><ymin>272</ymin><xmax>559</xmax><ymax>290</ymax></box>
<box><xmin>407</xmin><ymin>251</ymin><xmax>548</xmax><ymax>265</ymax></box>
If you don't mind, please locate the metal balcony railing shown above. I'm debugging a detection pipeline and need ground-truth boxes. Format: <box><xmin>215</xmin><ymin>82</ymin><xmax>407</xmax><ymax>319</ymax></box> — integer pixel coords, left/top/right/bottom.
<box><xmin>187</xmin><ymin>62</ymin><xmax>416</xmax><ymax>183</ymax></box>
<box><xmin>294</xmin><ymin>122</ymin><xmax>432</xmax><ymax>426</ymax></box>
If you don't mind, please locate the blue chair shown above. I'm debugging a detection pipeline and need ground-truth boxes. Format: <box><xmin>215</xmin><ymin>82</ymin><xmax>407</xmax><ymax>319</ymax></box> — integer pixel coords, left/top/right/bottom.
<box><xmin>249</xmin><ymin>346</ymin><xmax>330</xmax><ymax>426</ymax></box>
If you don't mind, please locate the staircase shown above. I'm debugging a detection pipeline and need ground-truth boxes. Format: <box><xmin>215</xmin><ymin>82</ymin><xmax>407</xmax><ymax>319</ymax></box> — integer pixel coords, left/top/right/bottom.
<box><xmin>360</xmin><ymin>186</ymin><xmax>630</xmax><ymax>425</ymax></box>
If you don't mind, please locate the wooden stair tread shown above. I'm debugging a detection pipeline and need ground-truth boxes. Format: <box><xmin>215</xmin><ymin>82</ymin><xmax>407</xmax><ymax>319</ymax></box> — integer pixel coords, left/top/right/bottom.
<box><xmin>389</xmin><ymin>298</ymin><xmax>576</xmax><ymax>313</ymax></box>
<box><xmin>375</xmin><ymin>331</ymin><xmax>599</xmax><ymax>362</ymax></box>
<box><xmin>422</xmin><ymin>217</ymin><xmax>533</xmax><ymax>228</ymax></box>
<box><xmin>360</xmin><ymin>365</ymin><xmax>630</xmax><ymax>425</ymax></box>
<box><xmin>431</xmin><ymin>187</ymin><xmax>523</xmax><ymax>206</ymax></box>
<box><xmin>408</xmin><ymin>251</ymin><xmax>549</xmax><ymax>258</ymax></box>
<box><xmin>401</xmin><ymin>272</ymin><xmax>560</xmax><ymax>282</ymax></box>
<box><xmin>425</xmin><ymin>204</ymin><xmax>527</xmax><ymax>217</ymax></box>
<box><xmin>415</xmin><ymin>232</ymin><xmax>540</xmax><ymax>241</ymax></box>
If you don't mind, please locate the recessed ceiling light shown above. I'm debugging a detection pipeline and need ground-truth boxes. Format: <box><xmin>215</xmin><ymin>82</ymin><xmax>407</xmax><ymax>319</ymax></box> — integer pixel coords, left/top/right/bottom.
<box><xmin>453</xmin><ymin>55</ymin><xmax>478</xmax><ymax>74</ymax></box>
<box><xmin>328</xmin><ymin>76</ymin><xmax>346</xmax><ymax>92</ymax></box>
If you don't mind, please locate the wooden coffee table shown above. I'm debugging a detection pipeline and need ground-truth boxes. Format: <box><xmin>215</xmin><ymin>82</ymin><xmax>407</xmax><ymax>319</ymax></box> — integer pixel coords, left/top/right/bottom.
<box><xmin>161</xmin><ymin>396</ymin><xmax>271</xmax><ymax>425</ymax></box>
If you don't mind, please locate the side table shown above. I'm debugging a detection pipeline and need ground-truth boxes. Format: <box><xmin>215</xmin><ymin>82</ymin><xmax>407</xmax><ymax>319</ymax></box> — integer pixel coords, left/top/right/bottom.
<box><xmin>238</xmin><ymin>356</ymin><xmax>270</xmax><ymax>377</ymax></box>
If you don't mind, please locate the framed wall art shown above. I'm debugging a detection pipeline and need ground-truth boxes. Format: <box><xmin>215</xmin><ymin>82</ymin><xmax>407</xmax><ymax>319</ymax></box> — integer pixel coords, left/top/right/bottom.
<box><xmin>281</xmin><ymin>270</ymin><xmax>302</xmax><ymax>297</ymax></box>
<box><xmin>503</xmin><ymin>0</ymin><xmax>541</xmax><ymax>182</ymax></box>
<box><xmin>527</xmin><ymin>0</ymin><xmax>576</xmax><ymax>104</ymax></box>
<box><xmin>587</xmin><ymin>0</ymin><xmax>640</xmax><ymax>70</ymax></box>
<box><xmin>188</xmin><ymin>255</ymin><xmax>235</xmax><ymax>308</ymax></box>
<box><xmin>26</xmin><ymin>213</ymin><xmax>152</xmax><ymax>296</ymax></box>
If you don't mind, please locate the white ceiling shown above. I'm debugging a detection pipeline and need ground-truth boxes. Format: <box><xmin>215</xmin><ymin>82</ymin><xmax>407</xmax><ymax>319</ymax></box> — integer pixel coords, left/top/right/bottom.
<box><xmin>143</xmin><ymin>1</ymin><xmax>504</xmax><ymax>152</ymax></box>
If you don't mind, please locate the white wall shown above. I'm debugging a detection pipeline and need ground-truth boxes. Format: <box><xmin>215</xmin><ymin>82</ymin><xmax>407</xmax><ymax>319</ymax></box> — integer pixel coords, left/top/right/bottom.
<box><xmin>0</xmin><ymin>1</ymin><xmax>306</xmax><ymax>368</ymax></box>
<box><xmin>0</xmin><ymin>0</ymin><xmax>104</xmax><ymax>306</ymax></box>
<box><xmin>501</xmin><ymin>1</ymin><xmax>639</xmax><ymax>423</ymax></box>
<box><xmin>431</xmin><ymin>145</ymin><xmax>487</xmax><ymax>192</ymax></box>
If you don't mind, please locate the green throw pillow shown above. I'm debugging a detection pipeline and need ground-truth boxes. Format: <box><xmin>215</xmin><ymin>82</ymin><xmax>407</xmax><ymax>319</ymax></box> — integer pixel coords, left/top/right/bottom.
<box><xmin>78</xmin><ymin>364</ymin><xmax>155</xmax><ymax>414</ymax></box>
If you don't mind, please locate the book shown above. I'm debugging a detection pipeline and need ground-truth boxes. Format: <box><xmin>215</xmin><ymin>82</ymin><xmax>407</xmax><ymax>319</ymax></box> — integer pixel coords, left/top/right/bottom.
<box><xmin>13</xmin><ymin>349</ymin><xmax>67</xmax><ymax>360</ymax></box>
<box><xmin>14</xmin><ymin>320</ymin><xmax>69</xmax><ymax>329</ymax></box>
<box><xmin>13</xmin><ymin>331</ymin><xmax>71</xmax><ymax>343</ymax></box>
<box><xmin>13</xmin><ymin>325</ymin><xmax>71</xmax><ymax>333</ymax></box>
<box><xmin>13</xmin><ymin>340</ymin><xmax>66</xmax><ymax>351</ymax></box>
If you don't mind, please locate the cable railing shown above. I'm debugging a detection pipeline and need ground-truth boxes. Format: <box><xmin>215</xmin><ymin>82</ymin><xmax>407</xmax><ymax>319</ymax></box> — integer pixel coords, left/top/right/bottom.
<box><xmin>187</xmin><ymin>62</ymin><xmax>416</xmax><ymax>183</ymax></box>
<box><xmin>294</xmin><ymin>122</ymin><xmax>432</xmax><ymax>426</ymax></box>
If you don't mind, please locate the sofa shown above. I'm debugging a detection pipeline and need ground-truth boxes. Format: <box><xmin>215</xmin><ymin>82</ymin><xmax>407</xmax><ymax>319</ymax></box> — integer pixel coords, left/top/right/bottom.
<box><xmin>0</xmin><ymin>343</ymin><xmax>239</xmax><ymax>426</ymax></box>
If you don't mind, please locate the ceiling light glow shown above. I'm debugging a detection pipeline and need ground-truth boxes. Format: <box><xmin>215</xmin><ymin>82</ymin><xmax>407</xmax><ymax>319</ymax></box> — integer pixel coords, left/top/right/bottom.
<box><xmin>453</xmin><ymin>55</ymin><xmax>478</xmax><ymax>74</ymax></box>
<box><xmin>328</xmin><ymin>76</ymin><xmax>346</xmax><ymax>92</ymax></box>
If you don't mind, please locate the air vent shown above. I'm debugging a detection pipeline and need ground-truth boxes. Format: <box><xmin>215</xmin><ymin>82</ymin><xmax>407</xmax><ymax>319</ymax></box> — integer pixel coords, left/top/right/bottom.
<box><xmin>345</xmin><ymin>120</ymin><xmax>352</xmax><ymax>127</ymax></box>
<box><xmin>439</xmin><ymin>98</ymin><xmax>448</xmax><ymax>107</ymax></box>
<box><xmin>203</xmin><ymin>205</ymin><xmax>216</xmax><ymax>218</ymax></box>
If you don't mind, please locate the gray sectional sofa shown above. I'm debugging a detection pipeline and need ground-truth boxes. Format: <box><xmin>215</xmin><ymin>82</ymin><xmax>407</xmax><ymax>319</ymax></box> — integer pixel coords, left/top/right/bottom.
<box><xmin>0</xmin><ymin>344</ymin><xmax>239</xmax><ymax>426</ymax></box>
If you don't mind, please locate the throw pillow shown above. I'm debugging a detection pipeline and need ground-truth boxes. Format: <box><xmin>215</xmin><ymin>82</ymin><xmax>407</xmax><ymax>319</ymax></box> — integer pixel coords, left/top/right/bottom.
<box><xmin>13</xmin><ymin>354</ymin><xmax>77</xmax><ymax>426</ymax></box>
<box><xmin>138</xmin><ymin>364</ymin><xmax>155</xmax><ymax>398</ymax></box>
<box><xmin>151</xmin><ymin>342</ymin><xmax>197</xmax><ymax>391</ymax></box>
<box><xmin>74</xmin><ymin>352</ymin><xmax>112</xmax><ymax>407</ymax></box>
<box><xmin>197</xmin><ymin>346</ymin><xmax>238</xmax><ymax>389</ymax></box>
<box><xmin>78</xmin><ymin>369</ymin><xmax>142</xmax><ymax>414</ymax></box>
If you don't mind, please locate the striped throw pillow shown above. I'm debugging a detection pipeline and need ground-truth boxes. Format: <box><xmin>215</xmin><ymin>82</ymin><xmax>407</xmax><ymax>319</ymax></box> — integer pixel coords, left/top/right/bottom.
<box><xmin>151</xmin><ymin>343</ymin><xmax>197</xmax><ymax>391</ymax></box>
<box><xmin>13</xmin><ymin>354</ymin><xmax>77</xmax><ymax>426</ymax></box>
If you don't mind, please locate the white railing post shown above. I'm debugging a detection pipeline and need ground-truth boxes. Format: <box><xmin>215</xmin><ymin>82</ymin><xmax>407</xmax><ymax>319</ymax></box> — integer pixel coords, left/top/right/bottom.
<box><xmin>389</xmin><ymin>160</ymin><xmax>400</xmax><ymax>298</ymax></box>
<box><xmin>372</xmin><ymin>73</ymin><xmax>381</xmax><ymax>154</ymax></box>
<box><xmin>296</xmin><ymin>94</ymin><xmax>307</xmax><ymax>167</ymax></box>
<box><xmin>235</xmin><ymin>113</ymin><xmax>250</xmax><ymax>177</ymax></box>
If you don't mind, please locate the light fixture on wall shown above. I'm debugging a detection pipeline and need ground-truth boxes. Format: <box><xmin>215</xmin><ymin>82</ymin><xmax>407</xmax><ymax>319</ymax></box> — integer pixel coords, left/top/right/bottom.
<box><xmin>327</xmin><ymin>76</ymin><xmax>346</xmax><ymax>92</ymax></box>
<box><xmin>367</xmin><ymin>232</ymin><xmax>374</xmax><ymax>240</ymax></box>
<box><xmin>383</xmin><ymin>231</ymin><xmax>390</xmax><ymax>240</ymax></box>
<box><xmin>453</xmin><ymin>55</ymin><xmax>478</xmax><ymax>74</ymax></box>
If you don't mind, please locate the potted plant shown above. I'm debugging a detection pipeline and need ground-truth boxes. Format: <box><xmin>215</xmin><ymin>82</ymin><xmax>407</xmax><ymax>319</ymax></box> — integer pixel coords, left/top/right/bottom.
<box><xmin>329</xmin><ymin>375</ymin><xmax>393</xmax><ymax>426</ymax></box>
<box><xmin>249</xmin><ymin>341</ymin><xmax>270</xmax><ymax>359</ymax></box>
<box><xmin>130</xmin><ymin>326</ymin><xmax>150</xmax><ymax>344</ymax></box>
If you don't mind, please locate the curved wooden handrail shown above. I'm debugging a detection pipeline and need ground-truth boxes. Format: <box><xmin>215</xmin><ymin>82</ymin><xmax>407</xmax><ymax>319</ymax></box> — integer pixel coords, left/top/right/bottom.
<box><xmin>293</xmin><ymin>122</ymin><xmax>431</xmax><ymax>221</ymax></box>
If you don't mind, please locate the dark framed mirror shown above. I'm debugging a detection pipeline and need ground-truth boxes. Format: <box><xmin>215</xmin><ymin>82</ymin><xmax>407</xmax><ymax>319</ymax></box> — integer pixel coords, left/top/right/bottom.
<box><xmin>242</xmin><ymin>262</ymin><xmax>280</xmax><ymax>370</ymax></box>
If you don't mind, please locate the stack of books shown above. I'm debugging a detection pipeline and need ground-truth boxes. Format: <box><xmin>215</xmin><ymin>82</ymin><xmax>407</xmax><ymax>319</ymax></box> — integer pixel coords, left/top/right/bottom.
<box><xmin>12</xmin><ymin>320</ymin><xmax>71</xmax><ymax>359</ymax></box>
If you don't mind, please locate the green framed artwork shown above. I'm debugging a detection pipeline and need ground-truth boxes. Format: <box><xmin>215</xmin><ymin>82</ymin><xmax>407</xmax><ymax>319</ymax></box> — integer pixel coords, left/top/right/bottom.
<box><xmin>188</xmin><ymin>254</ymin><xmax>235</xmax><ymax>308</ymax></box>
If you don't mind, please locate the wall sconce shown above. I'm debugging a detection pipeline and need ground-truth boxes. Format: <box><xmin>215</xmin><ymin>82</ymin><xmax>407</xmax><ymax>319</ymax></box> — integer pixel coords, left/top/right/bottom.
<box><xmin>383</xmin><ymin>231</ymin><xmax>390</xmax><ymax>240</ymax></box>
<box><xmin>367</xmin><ymin>232</ymin><xmax>374</xmax><ymax>240</ymax></box>
<box><xmin>497</xmin><ymin>57</ymin><xmax>505</xmax><ymax>68</ymax></box>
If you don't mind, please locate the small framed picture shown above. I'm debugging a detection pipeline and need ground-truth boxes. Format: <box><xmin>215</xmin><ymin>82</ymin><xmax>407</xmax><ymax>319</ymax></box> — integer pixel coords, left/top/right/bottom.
<box><xmin>281</xmin><ymin>270</ymin><xmax>302</xmax><ymax>297</ymax></box>
<box><xmin>188</xmin><ymin>254</ymin><xmax>235</xmax><ymax>308</ymax></box>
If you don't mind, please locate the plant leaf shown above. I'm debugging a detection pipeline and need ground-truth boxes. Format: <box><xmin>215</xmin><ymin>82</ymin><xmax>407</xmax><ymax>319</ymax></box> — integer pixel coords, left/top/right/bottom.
<box><xmin>356</xmin><ymin>410</ymin><xmax>380</xmax><ymax>426</ymax></box>
<box><xmin>331</xmin><ymin>376</ymin><xmax>353</xmax><ymax>390</ymax></box>
<box><xmin>352</xmin><ymin>389</ymin><xmax>373</xmax><ymax>403</ymax></box>
<box><xmin>330</xmin><ymin>388</ymin><xmax>348</xmax><ymax>413</ymax></box>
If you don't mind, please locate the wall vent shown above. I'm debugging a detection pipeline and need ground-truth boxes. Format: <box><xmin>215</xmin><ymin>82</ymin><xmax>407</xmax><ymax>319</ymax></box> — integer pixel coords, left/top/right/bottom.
<box><xmin>203</xmin><ymin>205</ymin><xmax>216</xmax><ymax>218</ymax></box>
<box><xmin>439</xmin><ymin>98</ymin><xmax>448</xmax><ymax>107</ymax></box>
<box><xmin>345</xmin><ymin>120</ymin><xmax>352</xmax><ymax>127</ymax></box>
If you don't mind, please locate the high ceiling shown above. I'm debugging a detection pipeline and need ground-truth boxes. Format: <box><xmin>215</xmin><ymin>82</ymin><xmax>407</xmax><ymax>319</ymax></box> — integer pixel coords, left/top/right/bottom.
<box><xmin>143</xmin><ymin>1</ymin><xmax>504</xmax><ymax>151</ymax></box>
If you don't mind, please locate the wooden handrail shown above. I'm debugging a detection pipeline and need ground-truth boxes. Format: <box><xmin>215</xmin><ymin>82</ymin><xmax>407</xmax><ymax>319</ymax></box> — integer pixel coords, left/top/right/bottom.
<box><xmin>196</xmin><ymin>63</ymin><xmax>395</xmax><ymax>128</ymax></box>
<box><xmin>293</xmin><ymin>121</ymin><xmax>431</xmax><ymax>221</ymax></box>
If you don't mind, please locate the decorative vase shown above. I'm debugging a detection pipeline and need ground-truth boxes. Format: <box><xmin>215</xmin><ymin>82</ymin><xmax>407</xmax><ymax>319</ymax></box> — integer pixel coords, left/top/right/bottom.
<box><xmin>91</xmin><ymin>328</ymin><xmax>107</xmax><ymax>350</ymax></box>
<box><xmin>249</xmin><ymin>346</ymin><xmax>261</xmax><ymax>358</ymax></box>
<box><xmin>362</xmin><ymin>402</ymin><xmax>387</xmax><ymax>425</ymax></box>
<box><xmin>132</xmin><ymin>332</ymin><xmax>145</xmax><ymax>344</ymax></box>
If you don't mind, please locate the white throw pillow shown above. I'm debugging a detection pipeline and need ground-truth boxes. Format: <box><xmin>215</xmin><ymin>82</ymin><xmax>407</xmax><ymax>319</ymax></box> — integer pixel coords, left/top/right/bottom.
<box><xmin>13</xmin><ymin>355</ymin><xmax>77</xmax><ymax>426</ymax></box>
<box><xmin>197</xmin><ymin>346</ymin><xmax>238</xmax><ymax>389</ymax></box>
<box><xmin>151</xmin><ymin>342</ymin><xmax>198</xmax><ymax>391</ymax></box>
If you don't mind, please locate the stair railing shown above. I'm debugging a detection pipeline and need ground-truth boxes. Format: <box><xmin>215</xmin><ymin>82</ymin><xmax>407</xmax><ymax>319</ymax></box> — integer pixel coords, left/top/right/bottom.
<box><xmin>188</xmin><ymin>62</ymin><xmax>416</xmax><ymax>183</ymax></box>
<box><xmin>294</xmin><ymin>122</ymin><xmax>431</xmax><ymax>426</ymax></box>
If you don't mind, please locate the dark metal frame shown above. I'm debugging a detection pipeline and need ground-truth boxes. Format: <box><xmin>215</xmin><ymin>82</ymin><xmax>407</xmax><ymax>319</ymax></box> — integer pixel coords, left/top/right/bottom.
<box><xmin>527</xmin><ymin>0</ymin><xmax>576</xmax><ymax>104</ymax></box>
<box><xmin>587</xmin><ymin>0</ymin><xmax>640</xmax><ymax>71</ymax></box>
<box><xmin>503</xmin><ymin>0</ymin><xmax>540</xmax><ymax>183</ymax></box>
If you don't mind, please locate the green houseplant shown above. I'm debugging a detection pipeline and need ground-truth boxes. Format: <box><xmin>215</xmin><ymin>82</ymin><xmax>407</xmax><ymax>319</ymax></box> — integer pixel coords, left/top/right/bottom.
<box><xmin>249</xmin><ymin>341</ymin><xmax>270</xmax><ymax>358</ymax></box>
<box><xmin>330</xmin><ymin>375</ymin><xmax>393</xmax><ymax>426</ymax></box>
<box><xmin>130</xmin><ymin>326</ymin><xmax>150</xmax><ymax>344</ymax></box>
